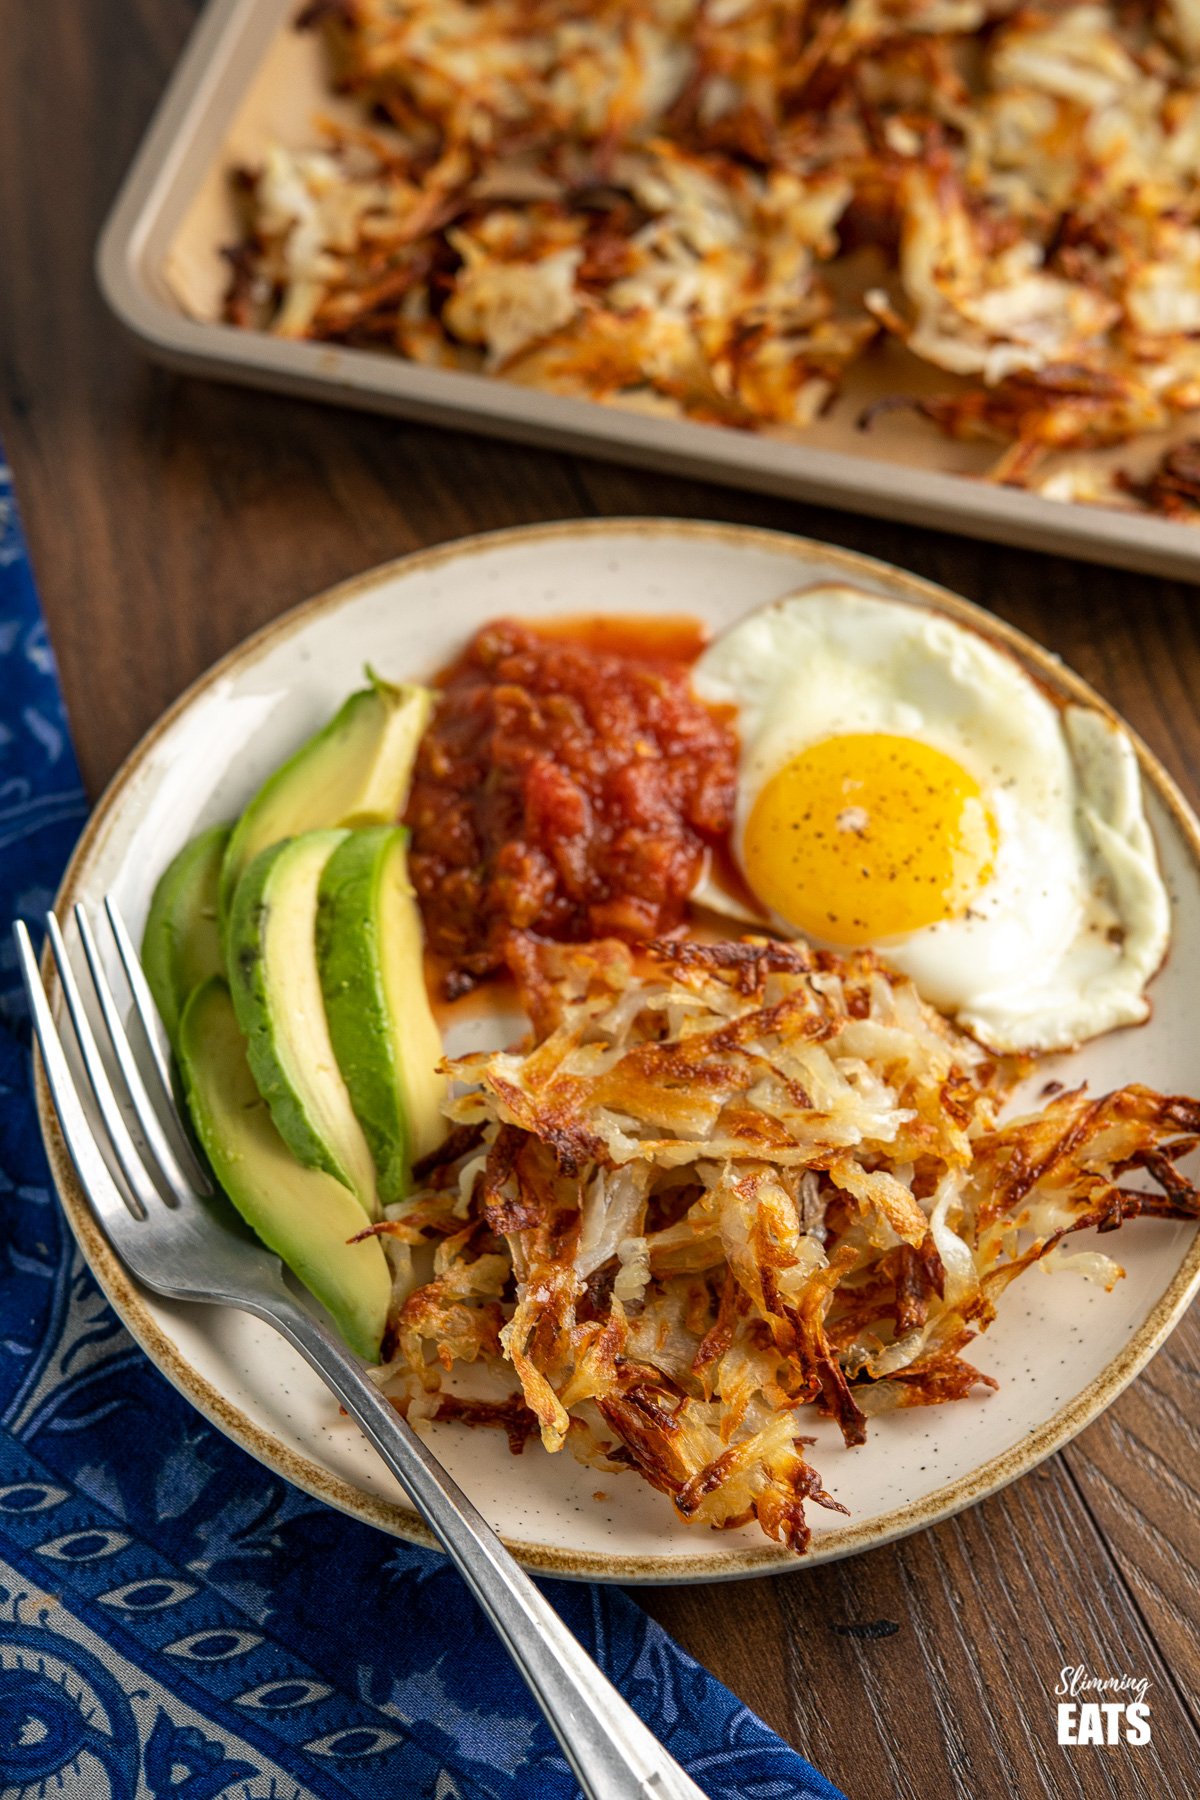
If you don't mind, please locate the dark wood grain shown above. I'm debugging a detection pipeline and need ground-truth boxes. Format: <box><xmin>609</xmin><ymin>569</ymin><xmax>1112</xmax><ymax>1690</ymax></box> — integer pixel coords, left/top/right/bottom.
<box><xmin>2</xmin><ymin>5</ymin><xmax>1198</xmax><ymax>1797</ymax></box>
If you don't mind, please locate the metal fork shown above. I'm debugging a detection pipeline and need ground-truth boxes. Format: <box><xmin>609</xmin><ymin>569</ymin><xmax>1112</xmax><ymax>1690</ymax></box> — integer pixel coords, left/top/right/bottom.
<box><xmin>14</xmin><ymin>902</ymin><xmax>708</xmax><ymax>1800</ymax></box>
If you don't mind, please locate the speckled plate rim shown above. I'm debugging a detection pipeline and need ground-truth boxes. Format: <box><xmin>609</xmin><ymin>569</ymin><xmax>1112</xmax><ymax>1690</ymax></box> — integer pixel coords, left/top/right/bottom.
<box><xmin>35</xmin><ymin>517</ymin><xmax>1200</xmax><ymax>1584</ymax></box>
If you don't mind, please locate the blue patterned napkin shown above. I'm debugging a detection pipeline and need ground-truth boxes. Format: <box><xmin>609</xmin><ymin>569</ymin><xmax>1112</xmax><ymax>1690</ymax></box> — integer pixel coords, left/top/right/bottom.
<box><xmin>0</xmin><ymin>453</ymin><xmax>845</xmax><ymax>1800</ymax></box>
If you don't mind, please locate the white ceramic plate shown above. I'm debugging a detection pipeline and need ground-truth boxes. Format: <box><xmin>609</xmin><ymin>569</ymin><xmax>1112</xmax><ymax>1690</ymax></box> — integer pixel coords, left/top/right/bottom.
<box><xmin>40</xmin><ymin>520</ymin><xmax>1200</xmax><ymax>1582</ymax></box>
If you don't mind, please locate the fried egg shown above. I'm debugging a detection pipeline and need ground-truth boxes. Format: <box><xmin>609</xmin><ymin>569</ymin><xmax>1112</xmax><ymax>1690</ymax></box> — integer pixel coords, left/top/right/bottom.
<box><xmin>691</xmin><ymin>585</ymin><xmax>1170</xmax><ymax>1053</ymax></box>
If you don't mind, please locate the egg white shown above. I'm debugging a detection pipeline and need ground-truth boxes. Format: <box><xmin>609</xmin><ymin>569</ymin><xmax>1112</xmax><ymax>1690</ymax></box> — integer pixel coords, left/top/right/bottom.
<box><xmin>691</xmin><ymin>585</ymin><xmax>1170</xmax><ymax>1053</ymax></box>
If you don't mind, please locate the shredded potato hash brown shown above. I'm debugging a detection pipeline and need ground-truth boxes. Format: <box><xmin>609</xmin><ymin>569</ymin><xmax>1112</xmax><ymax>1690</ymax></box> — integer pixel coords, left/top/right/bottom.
<box><xmin>224</xmin><ymin>0</ymin><xmax>1200</xmax><ymax>512</ymax></box>
<box><xmin>366</xmin><ymin>938</ymin><xmax>1200</xmax><ymax>1551</ymax></box>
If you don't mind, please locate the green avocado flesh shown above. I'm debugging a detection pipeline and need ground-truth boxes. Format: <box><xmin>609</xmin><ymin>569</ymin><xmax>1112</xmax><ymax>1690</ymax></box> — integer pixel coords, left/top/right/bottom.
<box><xmin>178</xmin><ymin>980</ymin><xmax>390</xmax><ymax>1362</ymax></box>
<box><xmin>317</xmin><ymin>826</ymin><xmax>448</xmax><ymax>1204</ymax></box>
<box><xmin>218</xmin><ymin>677</ymin><xmax>433</xmax><ymax>935</ymax></box>
<box><xmin>228</xmin><ymin>830</ymin><xmax>379</xmax><ymax>1219</ymax></box>
<box><xmin>142</xmin><ymin>823</ymin><xmax>232</xmax><ymax>1048</ymax></box>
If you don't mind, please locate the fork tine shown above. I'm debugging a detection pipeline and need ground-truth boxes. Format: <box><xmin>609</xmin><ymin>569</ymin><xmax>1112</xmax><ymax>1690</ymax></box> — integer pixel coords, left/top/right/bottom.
<box><xmin>103</xmin><ymin>898</ymin><xmax>174</xmax><ymax>1092</ymax></box>
<box><xmin>13</xmin><ymin>920</ymin><xmax>145</xmax><ymax>1229</ymax></box>
<box><xmin>44</xmin><ymin>911</ymin><xmax>166</xmax><ymax>1219</ymax></box>
<box><xmin>75</xmin><ymin>904</ymin><xmax>198</xmax><ymax>1207</ymax></box>
<box><xmin>102</xmin><ymin>896</ymin><xmax>212</xmax><ymax>1194</ymax></box>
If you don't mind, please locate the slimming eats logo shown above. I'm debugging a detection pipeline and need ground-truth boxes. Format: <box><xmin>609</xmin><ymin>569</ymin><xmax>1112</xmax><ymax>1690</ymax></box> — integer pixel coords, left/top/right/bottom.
<box><xmin>1055</xmin><ymin>1666</ymin><xmax>1152</xmax><ymax>1745</ymax></box>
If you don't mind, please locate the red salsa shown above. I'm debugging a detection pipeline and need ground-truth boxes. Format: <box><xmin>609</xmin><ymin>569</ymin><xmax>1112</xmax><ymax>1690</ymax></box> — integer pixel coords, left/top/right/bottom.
<box><xmin>406</xmin><ymin>617</ymin><xmax>738</xmax><ymax>992</ymax></box>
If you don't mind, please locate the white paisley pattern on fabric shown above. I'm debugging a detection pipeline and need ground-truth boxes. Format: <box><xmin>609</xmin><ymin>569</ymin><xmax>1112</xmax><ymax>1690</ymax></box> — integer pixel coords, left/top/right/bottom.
<box><xmin>0</xmin><ymin>455</ymin><xmax>845</xmax><ymax>1800</ymax></box>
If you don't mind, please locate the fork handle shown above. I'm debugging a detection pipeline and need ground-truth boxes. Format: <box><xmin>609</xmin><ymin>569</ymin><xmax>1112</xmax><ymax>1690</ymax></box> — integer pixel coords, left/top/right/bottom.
<box><xmin>251</xmin><ymin>1296</ymin><xmax>708</xmax><ymax>1800</ymax></box>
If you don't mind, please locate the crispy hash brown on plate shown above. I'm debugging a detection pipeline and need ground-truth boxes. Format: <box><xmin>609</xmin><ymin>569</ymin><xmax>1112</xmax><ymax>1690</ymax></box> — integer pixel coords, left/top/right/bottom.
<box><xmin>371</xmin><ymin>936</ymin><xmax>1200</xmax><ymax>1553</ymax></box>
<box><xmin>226</xmin><ymin>0</ymin><xmax>1200</xmax><ymax>517</ymax></box>
<box><xmin>37</xmin><ymin>521</ymin><xmax>1200</xmax><ymax>1577</ymax></box>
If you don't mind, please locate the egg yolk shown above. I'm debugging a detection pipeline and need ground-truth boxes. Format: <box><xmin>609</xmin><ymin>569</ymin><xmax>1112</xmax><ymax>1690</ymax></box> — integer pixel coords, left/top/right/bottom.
<box><xmin>742</xmin><ymin>733</ymin><xmax>998</xmax><ymax>945</ymax></box>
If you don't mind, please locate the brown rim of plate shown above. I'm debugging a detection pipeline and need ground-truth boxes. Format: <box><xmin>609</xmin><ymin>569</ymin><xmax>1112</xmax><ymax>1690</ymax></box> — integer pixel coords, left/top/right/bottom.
<box><xmin>35</xmin><ymin>517</ymin><xmax>1200</xmax><ymax>1585</ymax></box>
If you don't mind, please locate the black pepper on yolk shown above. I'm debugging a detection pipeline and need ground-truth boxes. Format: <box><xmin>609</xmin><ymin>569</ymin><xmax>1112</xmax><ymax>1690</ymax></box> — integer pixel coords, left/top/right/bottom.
<box><xmin>742</xmin><ymin>733</ymin><xmax>999</xmax><ymax>946</ymax></box>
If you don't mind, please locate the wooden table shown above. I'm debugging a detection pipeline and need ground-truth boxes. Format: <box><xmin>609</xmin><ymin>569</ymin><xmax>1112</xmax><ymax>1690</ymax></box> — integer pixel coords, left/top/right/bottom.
<box><xmin>4</xmin><ymin>5</ymin><xmax>1198</xmax><ymax>1796</ymax></box>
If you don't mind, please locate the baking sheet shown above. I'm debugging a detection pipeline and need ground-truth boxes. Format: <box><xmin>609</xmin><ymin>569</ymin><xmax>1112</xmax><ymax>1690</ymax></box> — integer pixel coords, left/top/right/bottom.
<box><xmin>98</xmin><ymin>0</ymin><xmax>1200</xmax><ymax>580</ymax></box>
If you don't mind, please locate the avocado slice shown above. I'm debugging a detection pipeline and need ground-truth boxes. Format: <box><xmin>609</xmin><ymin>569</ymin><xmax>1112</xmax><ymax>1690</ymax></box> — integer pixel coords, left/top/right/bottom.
<box><xmin>142</xmin><ymin>823</ymin><xmax>232</xmax><ymax>1048</ymax></box>
<box><xmin>178</xmin><ymin>979</ymin><xmax>390</xmax><ymax>1361</ymax></box>
<box><xmin>218</xmin><ymin>676</ymin><xmax>433</xmax><ymax>935</ymax></box>
<box><xmin>317</xmin><ymin>826</ymin><xmax>447</xmax><ymax>1203</ymax></box>
<box><xmin>228</xmin><ymin>830</ymin><xmax>378</xmax><ymax>1218</ymax></box>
